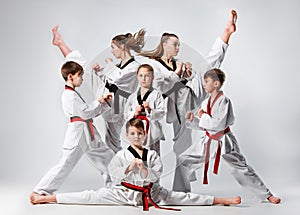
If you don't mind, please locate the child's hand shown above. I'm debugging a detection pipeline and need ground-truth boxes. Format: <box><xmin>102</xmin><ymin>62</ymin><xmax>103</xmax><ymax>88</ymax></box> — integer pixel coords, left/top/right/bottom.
<box><xmin>197</xmin><ymin>109</ymin><xmax>204</xmax><ymax>118</ymax></box>
<box><xmin>184</xmin><ymin>62</ymin><xmax>192</xmax><ymax>77</ymax></box>
<box><xmin>135</xmin><ymin>158</ymin><xmax>145</xmax><ymax>169</ymax></box>
<box><xmin>97</xmin><ymin>93</ymin><xmax>112</xmax><ymax>104</ymax></box>
<box><xmin>185</xmin><ymin>111</ymin><xmax>194</xmax><ymax>122</ymax></box>
<box><xmin>105</xmin><ymin>58</ymin><xmax>113</xmax><ymax>64</ymax></box>
<box><xmin>126</xmin><ymin>158</ymin><xmax>138</xmax><ymax>173</ymax></box>
<box><xmin>134</xmin><ymin>105</ymin><xmax>142</xmax><ymax>117</ymax></box>
<box><xmin>134</xmin><ymin>158</ymin><xmax>148</xmax><ymax>177</ymax></box>
<box><xmin>104</xmin><ymin>93</ymin><xmax>112</xmax><ymax>102</ymax></box>
<box><xmin>97</xmin><ymin>96</ymin><xmax>105</xmax><ymax>104</ymax></box>
<box><xmin>143</xmin><ymin>102</ymin><xmax>151</xmax><ymax>113</ymax></box>
<box><xmin>125</xmin><ymin>158</ymin><xmax>148</xmax><ymax>177</ymax></box>
<box><xmin>127</xmin><ymin>158</ymin><xmax>143</xmax><ymax>170</ymax></box>
<box><xmin>175</xmin><ymin>61</ymin><xmax>183</xmax><ymax>77</ymax></box>
<box><xmin>92</xmin><ymin>63</ymin><xmax>102</xmax><ymax>73</ymax></box>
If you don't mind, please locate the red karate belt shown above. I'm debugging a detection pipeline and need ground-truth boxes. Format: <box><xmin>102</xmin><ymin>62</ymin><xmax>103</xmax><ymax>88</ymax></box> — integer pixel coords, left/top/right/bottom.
<box><xmin>121</xmin><ymin>181</ymin><xmax>181</xmax><ymax>211</ymax></box>
<box><xmin>203</xmin><ymin>127</ymin><xmax>230</xmax><ymax>184</ymax></box>
<box><xmin>137</xmin><ymin>115</ymin><xmax>150</xmax><ymax>134</ymax></box>
<box><xmin>70</xmin><ymin>116</ymin><xmax>95</xmax><ymax>141</ymax></box>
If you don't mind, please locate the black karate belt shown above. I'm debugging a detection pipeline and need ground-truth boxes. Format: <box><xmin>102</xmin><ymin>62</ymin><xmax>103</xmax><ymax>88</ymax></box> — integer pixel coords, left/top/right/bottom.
<box><xmin>70</xmin><ymin>116</ymin><xmax>95</xmax><ymax>141</ymax></box>
<box><xmin>105</xmin><ymin>81</ymin><xmax>131</xmax><ymax>114</ymax></box>
<box><xmin>121</xmin><ymin>182</ymin><xmax>181</xmax><ymax>211</ymax></box>
<box><xmin>162</xmin><ymin>79</ymin><xmax>188</xmax><ymax>124</ymax></box>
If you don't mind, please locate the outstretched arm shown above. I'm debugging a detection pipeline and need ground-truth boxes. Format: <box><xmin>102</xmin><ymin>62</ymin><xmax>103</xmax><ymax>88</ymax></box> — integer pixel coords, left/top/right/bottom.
<box><xmin>52</xmin><ymin>25</ymin><xmax>72</xmax><ymax>57</ymax></box>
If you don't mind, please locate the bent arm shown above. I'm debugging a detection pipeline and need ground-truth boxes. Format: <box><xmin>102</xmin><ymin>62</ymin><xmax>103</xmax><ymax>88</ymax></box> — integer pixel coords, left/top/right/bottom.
<box><xmin>199</xmin><ymin>97</ymin><xmax>234</xmax><ymax>132</ymax></box>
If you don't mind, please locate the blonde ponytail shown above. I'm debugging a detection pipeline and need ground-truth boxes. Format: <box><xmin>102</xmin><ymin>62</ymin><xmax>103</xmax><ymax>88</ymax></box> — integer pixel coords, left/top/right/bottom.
<box><xmin>112</xmin><ymin>29</ymin><xmax>146</xmax><ymax>53</ymax></box>
<box><xmin>140</xmin><ymin>32</ymin><xmax>179</xmax><ymax>59</ymax></box>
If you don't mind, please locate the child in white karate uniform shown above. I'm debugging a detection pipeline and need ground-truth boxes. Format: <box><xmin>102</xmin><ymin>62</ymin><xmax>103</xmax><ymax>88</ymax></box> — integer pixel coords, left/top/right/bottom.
<box><xmin>124</xmin><ymin>64</ymin><xmax>165</xmax><ymax>155</ymax></box>
<box><xmin>138</xmin><ymin>10</ymin><xmax>238</xmax><ymax>192</ymax></box>
<box><xmin>30</xmin><ymin>118</ymin><xmax>241</xmax><ymax>210</ymax></box>
<box><xmin>183</xmin><ymin>68</ymin><xmax>281</xmax><ymax>204</ymax></box>
<box><xmin>51</xmin><ymin>26</ymin><xmax>145</xmax><ymax>153</ymax></box>
<box><xmin>30</xmin><ymin>61</ymin><xmax>115</xmax><ymax>202</ymax></box>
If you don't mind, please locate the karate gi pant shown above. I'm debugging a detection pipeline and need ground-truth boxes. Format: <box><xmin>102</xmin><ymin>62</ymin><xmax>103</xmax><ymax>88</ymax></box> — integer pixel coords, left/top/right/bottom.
<box><xmin>33</xmin><ymin>128</ymin><xmax>114</xmax><ymax>196</ymax></box>
<box><xmin>56</xmin><ymin>183</ymin><xmax>214</xmax><ymax>206</ymax></box>
<box><xmin>178</xmin><ymin>132</ymin><xmax>273</xmax><ymax>200</ymax></box>
<box><xmin>172</xmin><ymin>117</ymin><xmax>200</xmax><ymax>192</ymax></box>
<box><xmin>104</xmin><ymin>119</ymin><xmax>124</xmax><ymax>154</ymax></box>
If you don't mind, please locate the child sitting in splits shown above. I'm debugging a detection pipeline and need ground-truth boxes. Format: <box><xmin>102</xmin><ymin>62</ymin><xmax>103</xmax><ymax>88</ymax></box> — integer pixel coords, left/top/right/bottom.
<box><xmin>30</xmin><ymin>61</ymin><xmax>114</xmax><ymax>202</ymax></box>
<box><xmin>183</xmin><ymin>68</ymin><xmax>281</xmax><ymax>204</ymax></box>
<box><xmin>124</xmin><ymin>64</ymin><xmax>165</xmax><ymax>155</ymax></box>
<box><xmin>30</xmin><ymin>118</ymin><xmax>241</xmax><ymax>210</ymax></box>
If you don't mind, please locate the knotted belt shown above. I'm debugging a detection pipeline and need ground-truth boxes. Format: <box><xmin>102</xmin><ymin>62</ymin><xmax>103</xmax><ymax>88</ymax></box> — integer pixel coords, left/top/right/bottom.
<box><xmin>162</xmin><ymin>79</ymin><xmax>188</xmax><ymax>124</ymax></box>
<box><xmin>105</xmin><ymin>57</ymin><xmax>135</xmax><ymax>114</ymax></box>
<box><xmin>121</xmin><ymin>181</ymin><xmax>181</xmax><ymax>211</ymax></box>
<box><xmin>203</xmin><ymin>127</ymin><xmax>230</xmax><ymax>184</ymax></box>
<box><xmin>156</xmin><ymin>58</ymin><xmax>191</xmax><ymax>125</ymax></box>
<box><xmin>137</xmin><ymin>115</ymin><xmax>150</xmax><ymax>134</ymax></box>
<box><xmin>202</xmin><ymin>91</ymin><xmax>230</xmax><ymax>184</ymax></box>
<box><xmin>137</xmin><ymin>88</ymin><xmax>152</xmax><ymax>134</ymax></box>
<box><xmin>105</xmin><ymin>81</ymin><xmax>130</xmax><ymax>114</ymax></box>
<box><xmin>70</xmin><ymin>116</ymin><xmax>95</xmax><ymax>141</ymax></box>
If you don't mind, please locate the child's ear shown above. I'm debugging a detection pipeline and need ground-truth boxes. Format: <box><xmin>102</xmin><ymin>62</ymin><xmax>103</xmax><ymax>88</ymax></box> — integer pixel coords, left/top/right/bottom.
<box><xmin>67</xmin><ymin>74</ymin><xmax>73</xmax><ymax>81</ymax></box>
<box><xmin>214</xmin><ymin>81</ymin><xmax>220</xmax><ymax>88</ymax></box>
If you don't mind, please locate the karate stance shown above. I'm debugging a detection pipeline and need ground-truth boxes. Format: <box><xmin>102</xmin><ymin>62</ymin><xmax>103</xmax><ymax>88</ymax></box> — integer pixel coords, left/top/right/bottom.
<box><xmin>30</xmin><ymin>118</ymin><xmax>241</xmax><ymax>210</ymax></box>
<box><xmin>124</xmin><ymin>64</ymin><xmax>165</xmax><ymax>155</ymax></box>
<box><xmin>51</xmin><ymin>25</ymin><xmax>145</xmax><ymax>153</ymax></box>
<box><xmin>30</xmin><ymin>61</ymin><xmax>114</xmax><ymax>202</ymax></box>
<box><xmin>138</xmin><ymin>10</ymin><xmax>238</xmax><ymax>192</ymax></box>
<box><xmin>184</xmin><ymin>68</ymin><xmax>281</xmax><ymax>204</ymax></box>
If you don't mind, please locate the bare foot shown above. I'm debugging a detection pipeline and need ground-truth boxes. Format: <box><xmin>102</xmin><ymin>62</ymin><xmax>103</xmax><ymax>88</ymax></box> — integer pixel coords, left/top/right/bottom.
<box><xmin>268</xmin><ymin>195</ymin><xmax>281</xmax><ymax>204</ymax></box>
<box><xmin>214</xmin><ymin>196</ymin><xmax>241</xmax><ymax>205</ymax></box>
<box><xmin>225</xmin><ymin>10</ymin><xmax>237</xmax><ymax>34</ymax></box>
<box><xmin>30</xmin><ymin>192</ymin><xmax>57</xmax><ymax>204</ymax></box>
<box><xmin>221</xmin><ymin>10</ymin><xmax>238</xmax><ymax>44</ymax></box>
<box><xmin>52</xmin><ymin>25</ymin><xmax>63</xmax><ymax>46</ymax></box>
<box><xmin>30</xmin><ymin>192</ymin><xmax>44</xmax><ymax>204</ymax></box>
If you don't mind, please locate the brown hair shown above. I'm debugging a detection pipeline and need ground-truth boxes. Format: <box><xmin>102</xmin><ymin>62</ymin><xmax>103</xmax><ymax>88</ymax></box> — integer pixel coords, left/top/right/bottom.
<box><xmin>137</xmin><ymin>64</ymin><xmax>154</xmax><ymax>76</ymax></box>
<box><xmin>61</xmin><ymin>61</ymin><xmax>83</xmax><ymax>81</ymax></box>
<box><xmin>112</xmin><ymin>29</ymin><xmax>146</xmax><ymax>53</ymax></box>
<box><xmin>204</xmin><ymin>68</ymin><xmax>226</xmax><ymax>87</ymax></box>
<box><xmin>139</xmin><ymin>32</ymin><xmax>179</xmax><ymax>58</ymax></box>
<box><xmin>125</xmin><ymin>118</ymin><xmax>145</xmax><ymax>133</ymax></box>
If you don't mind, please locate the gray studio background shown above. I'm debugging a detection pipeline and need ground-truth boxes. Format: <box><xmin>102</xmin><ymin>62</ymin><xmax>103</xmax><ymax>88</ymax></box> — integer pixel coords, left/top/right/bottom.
<box><xmin>1</xmin><ymin>0</ymin><xmax>299</xmax><ymax>203</ymax></box>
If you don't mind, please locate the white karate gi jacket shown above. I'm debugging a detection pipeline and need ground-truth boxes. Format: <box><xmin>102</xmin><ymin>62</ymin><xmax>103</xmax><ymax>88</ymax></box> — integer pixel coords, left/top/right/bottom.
<box><xmin>61</xmin><ymin>87</ymin><xmax>111</xmax><ymax>149</ymax></box>
<box><xmin>56</xmin><ymin>147</ymin><xmax>214</xmax><ymax>206</ymax></box>
<box><xmin>124</xmin><ymin>88</ymin><xmax>166</xmax><ymax>153</ymax></box>
<box><xmin>95</xmin><ymin>59</ymin><xmax>139</xmax><ymax>122</ymax></box>
<box><xmin>183</xmin><ymin>92</ymin><xmax>273</xmax><ymax>200</ymax></box>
